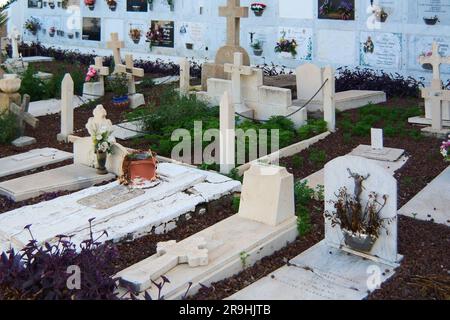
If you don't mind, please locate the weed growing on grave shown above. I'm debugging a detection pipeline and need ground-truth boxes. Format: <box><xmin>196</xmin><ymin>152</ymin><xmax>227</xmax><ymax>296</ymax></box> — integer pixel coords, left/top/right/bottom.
<box><xmin>294</xmin><ymin>180</ymin><xmax>315</xmax><ymax>237</ymax></box>
<box><xmin>239</xmin><ymin>251</ymin><xmax>250</xmax><ymax>269</ymax></box>
<box><xmin>291</xmin><ymin>155</ymin><xmax>304</xmax><ymax>169</ymax></box>
<box><xmin>19</xmin><ymin>66</ymin><xmax>48</xmax><ymax>101</ymax></box>
<box><xmin>0</xmin><ymin>220</ymin><xmax>119</xmax><ymax>300</ymax></box>
<box><xmin>46</xmin><ymin>64</ymin><xmax>85</xmax><ymax>98</ymax></box>
<box><xmin>308</xmin><ymin>148</ymin><xmax>327</xmax><ymax>166</ymax></box>
<box><xmin>298</xmin><ymin>119</ymin><xmax>328</xmax><ymax>140</ymax></box>
<box><xmin>232</xmin><ymin>196</ymin><xmax>241</xmax><ymax>213</ymax></box>
<box><xmin>0</xmin><ymin>111</ymin><xmax>18</xmax><ymax>144</ymax></box>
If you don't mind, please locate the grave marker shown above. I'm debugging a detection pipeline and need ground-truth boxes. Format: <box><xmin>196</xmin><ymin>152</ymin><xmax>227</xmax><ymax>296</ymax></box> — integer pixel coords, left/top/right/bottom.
<box><xmin>83</xmin><ymin>57</ymin><xmax>110</xmax><ymax>100</ymax></box>
<box><xmin>9</xmin><ymin>94</ymin><xmax>38</xmax><ymax>147</ymax></box>
<box><xmin>107</xmin><ymin>32</ymin><xmax>125</xmax><ymax>73</ymax></box>
<box><xmin>8</xmin><ymin>28</ymin><xmax>20</xmax><ymax>60</ymax></box>
<box><xmin>224</xmin><ymin>52</ymin><xmax>253</xmax><ymax>109</ymax></box>
<box><xmin>219</xmin><ymin>91</ymin><xmax>235</xmax><ymax>174</ymax></box>
<box><xmin>371</xmin><ymin>128</ymin><xmax>383</xmax><ymax>150</ymax></box>
<box><xmin>57</xmin><ymin>74</ymin><xmax>74</xmax><ymax>142</ymax></box>
<box><xmin>179</xmin><ymin>58</ymin><xmax>190</xmax><ymax>96</ymax></box>
<box><xmin>219</xmin><ymin>0</ymin><xmax>248</xmax><ymax>48</ymax></box>
<box><xmin>116</xmin><ymin>54</ymin><xmax>145</xmax><ymax>109</ymax></box>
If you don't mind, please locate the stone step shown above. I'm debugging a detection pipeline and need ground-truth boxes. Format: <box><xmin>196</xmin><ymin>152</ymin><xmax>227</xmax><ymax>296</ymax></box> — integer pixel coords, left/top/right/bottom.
<box><xmin>0</xmin><ymin>164</ymin><xmax>115</xmax><ymax>202</ymax></box>
<box><xmin>0</xmin><ymin>148</ymin><xmax>73</xmax><ymax>179</ymax></box>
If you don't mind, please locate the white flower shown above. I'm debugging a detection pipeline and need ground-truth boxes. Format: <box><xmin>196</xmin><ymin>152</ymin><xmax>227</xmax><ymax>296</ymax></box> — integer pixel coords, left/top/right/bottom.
<box><xmin>96</xmin><ymin>134</ymin><xmax>103</xmax><ymax>141</ymax></box>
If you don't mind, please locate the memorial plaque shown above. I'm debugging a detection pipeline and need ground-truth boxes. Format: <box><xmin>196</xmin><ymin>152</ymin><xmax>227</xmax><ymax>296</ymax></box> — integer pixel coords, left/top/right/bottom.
<box><xmin>360</xmin><ymin>32</ymin><xmax>402</xmax><ymax>69</ymax></box>
<box><xmin>277</xmin><ymin>27</ymin><xmax>313</xmax><ymax>61</ymax></box>
<box><xmin>149</xmin><ymin>20</ymin><xmax>175</xmax><ymax>48</ymax></box>
<box><xmin>418</xmin><ymin>0</ymin><xmax>450</xmax><ymax>23</ymax></box>
<box><xmin>408</xmin><ymin>35</ymin><xmax>450</xmax><ymax>73</ymax></box>
<box><xmin>127</xmin><ymin>0</ymin><xmax>148</xmax><ymax>12</ymax></box>
<box><xmin>82</xmin><ymin>17</ymin><xmax>101</xmax><ymax>41</ymax></box>
<box><xmin>318</xmin><ymin>0</ymin><xmax>355</xmax><ymax>20</ymax></box>
<box><xmin>77</xmin><ymin>185</ymin><xmax>145</xmax><ymax>210</ymax></box>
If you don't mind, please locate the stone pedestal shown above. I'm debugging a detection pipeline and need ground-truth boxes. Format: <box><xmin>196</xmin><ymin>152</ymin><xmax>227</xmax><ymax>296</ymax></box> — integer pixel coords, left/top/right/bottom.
<box><xmin>129</xmin><ymin>93</ymin><xmax>145</xmax><ymax>109</ymax></box>
<box><xmin>0</xmin><ymin>92</ymin><xmax>21</xmax><ymax>113</ymax></box>
<box><xmin>83</xmin><ymin>82</ymin><xmax>105</xmax><ymax>100</ymax></box>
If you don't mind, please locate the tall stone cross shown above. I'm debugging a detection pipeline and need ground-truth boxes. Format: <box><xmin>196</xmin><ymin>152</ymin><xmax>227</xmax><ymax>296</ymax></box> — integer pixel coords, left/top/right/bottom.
<box><xmin>9</xmin><ymin>28</ymin><xmax>20</xmax><ymax>59</ymax></box>
<box><xmin>420</xmin><ymin>42</ymin><xmax>450</xmax><ymax>90</ymax></box>
<box><xmin>107</xmin><ymin>33</ymin><xmax>124</xmax><ymax>73</ymax></box>
<box><xmin>219</xmin><ymin>0</ymin><xmax>249</xmax><ymax>47</ymax></box>
<box><xmin>219</xmin><ymin>91</ymin><xmax>235</xmax><ymax>174</ymax></box>
<box><xmin>91</xmin><ymin>57</ymin><xmax>109</xmax><ymax>85</ymax></box>
<box><xmin>57</xmin><ymin>74</ymin><xmax>74</xmax><ymax>142</ymax></box>
<box><xmin>179</xmin><ymin>58</ymin><xmax>190</xmax><ymax>96</ymax></box>
<box><xmin>9</xmin><ymin>94</ymin><xmax>38</xmax><ymax>136</ymax></box>
<box><xmin>117</xmin><ymin>54</ymin><xmax>144</xmax><ymax>95</ymax></box>
<box><xmin>224</xmin><ymin>52</ymin><xmax>253</xmax><ymax>107</ymax></box>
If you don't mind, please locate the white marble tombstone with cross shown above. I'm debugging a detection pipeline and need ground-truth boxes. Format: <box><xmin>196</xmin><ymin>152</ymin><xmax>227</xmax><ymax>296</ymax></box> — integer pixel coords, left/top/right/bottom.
<box><xmin>224</xmin><ymin>52</ymin><xmax>253</xmax><ymax>110</ymax></box>
<box><xmin>116</xmin><ymin>54</ymin><xmax>145</xmax><ymax>109</ymax></box>
<box><xmin>57</xmin><ymin>74</ymin><xmax>74</xmax><ymax>142</ymax></box>
<box><xmin>82</xmin><ymin>57</ymin><xmax>109</xmax><ymax>100</ymax></box>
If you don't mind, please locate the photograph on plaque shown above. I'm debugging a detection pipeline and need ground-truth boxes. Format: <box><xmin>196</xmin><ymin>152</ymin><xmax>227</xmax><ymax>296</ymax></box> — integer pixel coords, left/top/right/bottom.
<box><xmin>82</xmin><ymin>17</ymin><xmax>101</xmax><ymax>41</ymax></box>
<box><xmin>28</xmin><ymin>0</ymin><xmax>43</xmax><ymax>8</ymax></box>
<box><xmin>149</xmin><ymin>20</ymin><xmax>175</xmax><ymax>48</ymax></box>
<box><xmin>318</xmin><ymin>0</ymin><xmax>355</xmax><ymax>20</ymax></box>
<box><xmin>127</xmin><ymin>0</ymin><xmax>148</xmax><ymax>12</ymax></box>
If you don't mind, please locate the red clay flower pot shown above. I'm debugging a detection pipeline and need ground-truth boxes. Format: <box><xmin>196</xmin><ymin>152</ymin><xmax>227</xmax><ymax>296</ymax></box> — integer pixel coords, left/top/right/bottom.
<box><xmin>128</xmin><ymin>157</ymin><xmax>158</xmax><ymax>181</ymax></box>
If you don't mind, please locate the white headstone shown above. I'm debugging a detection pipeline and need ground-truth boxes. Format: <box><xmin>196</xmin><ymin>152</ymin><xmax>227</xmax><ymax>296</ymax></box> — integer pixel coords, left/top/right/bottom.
<box><xmin>296</xmin><ymin>63</ymin><xmax>324</xmax><ymax>102</ymax></box>
<box><xmin>322</xmin><ymin>66</ymin><xmax>336</xmax><ymax>132</ymax></box>
<box><xmin>324</xmin><ymin>156</ymin><xmax>399</xmax><ymax>265</ymax></box>
<box><xmin>9</xmin><ymin>28</ymin><xmax>20</xmax><ymax>60</ymax></box>
<box><xmin>238</xmin><ymin>163</ymin><xmax>295</xmax><ymax>227</ymax></box>
<box><xmin>219</xmin><ymin>91</ymin><xmax>235</xmax><ymax>174</ymax></box>
<box><xmin>179</xmin><ymin>58</ymin><xmax>190</xmax><ymax>96</ymax></box>
<box><xmin>56</xmin><ymin>74</ymin><xmax>74</xmax><ymax>142</ymax></box>
<box><xmin>224</xmin><ymin>52</ymin><xmax>253</xmax><ymax>108</ymax></box>
<box><xmin>371</xmin><ymin>128</ymin><xmax>383</xmax><ymax>150</ymax></box>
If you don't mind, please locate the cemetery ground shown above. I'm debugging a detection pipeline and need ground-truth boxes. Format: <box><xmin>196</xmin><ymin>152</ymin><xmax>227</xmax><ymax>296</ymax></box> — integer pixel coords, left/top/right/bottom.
<box><xmin>1</xmin><ymin>75</ymin><xmax>449</xmax><ymax>299</ymax></box>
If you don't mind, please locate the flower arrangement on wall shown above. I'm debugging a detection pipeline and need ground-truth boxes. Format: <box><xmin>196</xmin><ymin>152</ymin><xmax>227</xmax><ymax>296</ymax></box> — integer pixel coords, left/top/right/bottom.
<box><xmin>24</xmin><ymin>17</ymin><xmax>41</xmax><ymax>35</ymax></box>
<box><xmin>250</xmin><ymin>3</ymin><xmax>266</xmax><ymax>16</ymax></box>
<box><xmin>129</xmin><ymin>28</ymin><xmax>142</xmax><ymax>44</ymax></box>
<box><xmin>84</xmin><ymin>0</ymin><xmax>96</xmax><ymax>10</ymax></box>
<box><xmin>146</xmin><ymin>25</ymin><xmax>164</xmax><ymax>50</ymax></box>
<box><xmin>372</xmin><ymin>5</ymin><xmax>388</xmax><ymax>22</ymax></box>
<box><xmin>275</xmin><ymin>32</ymin><xmax>297</xmax><ymax>58</ymax></box>
<box><xmin>106</xmin><ymin>0</ymin><xmax>117</xmax><ymax>11</ymax></box>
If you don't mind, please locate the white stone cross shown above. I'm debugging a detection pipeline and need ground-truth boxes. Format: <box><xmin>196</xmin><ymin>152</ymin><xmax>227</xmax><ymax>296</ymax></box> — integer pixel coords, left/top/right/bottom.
<box><xmin>371</xmin><ymin>128</ymin><xmax>383</xmax><ymax>150</ymax></box>
<box><xmin>220</xmin><ymin>91</ymin><xmax>235</xmax><ymax>174</ymax></box>
<box><xmin>420</xmin><ymin>42</ymin><xmax>450</xmax><ymax>90</ymax></box>
<box><xmin>8</xmin><ymin>28</ymin><xmax>20</xmax><ymax>59</ymax></box>
<box><xmin>224</xmin><ymin>52</ymin><xmax>253</xmax><ymax>108</ymax></box>
<box><xmin>116</xmin><ymin>54</ymin><xmax>144</xmax><ymax>95</ymax></box>
<box><xmin>179</xmin><ymin>58</ymin><xmax>190</xmax><ymax>96</ymax></box>
<box><xmin>57</xmin><ymin>74</ymin><xmax>74</xmax><ymax>142</ymax></box>
<box><xmin>148</xmin><ymin>237</ymin><xmax>209</xmax><ymax>282</ymax></box>
<box><xmin>90</xmin><ymin>57</ymin><xmax>109</xmax><ymax>85</ymax></box>
<box><xmin>107</xmin><ymin>32</ymin><xmax>125</xmax><ymax>73</ymax></box>
<box><xmin>219</xmin><ymin>0</ymin><xmax>249</xmax><ymax>47</ymax></box>
<box><xmin>9</xmin><ymin>94</ymin><xmax>38</xmax><ymax>136</ymax></box>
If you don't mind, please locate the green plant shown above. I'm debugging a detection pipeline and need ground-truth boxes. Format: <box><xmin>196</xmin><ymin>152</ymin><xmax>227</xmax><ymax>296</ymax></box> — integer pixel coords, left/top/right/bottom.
<box><xmin>232</xmin><ymin>196</ymin><xmax>241</xmax><ymax>213</ymax></box>
<box><xmin>137</xmin><ymin>77</ymin><xmax>155</xmax><ymax>90</ymax></box>
<box><xmin>308</xmin><ymin>148</ymin><xmax>327</xmax><ymax>166</ymax></box>
<box><xmin>19</xmin><ymin>66</ymin><xmax>48</xmax><ymax>101</ymax></box>
<box><xmin>298</xmin><ymin>119</ymin><xmax>328</xmax><ymax>140</ymax></box>
<box><xmin>0</xmin><ymin>111</ymin><xmax>18</xmax><ymax>144</ymax></box>
<box><xmin>239</xmin><ymin>251</ymin><xmax>250</xmax><ymax>269</ymax></box>
<box><xmin>291</xmin><ymin>155</ymin><xmax>303</xmax><ymax>169</ymax></box>
<box><xmin>294</xmin><ymin>180</ymin><xmax>315</xmax><ymax>236</ymax></box>
<box><xmin>251</xmin><ymin>40</ymin><xmax>263</xmax><ymax>50</ymax></box>
<box><xmin>107</xmin><ymin>73</ymin><xmax>129</xmax><ymax>97</ymax></box>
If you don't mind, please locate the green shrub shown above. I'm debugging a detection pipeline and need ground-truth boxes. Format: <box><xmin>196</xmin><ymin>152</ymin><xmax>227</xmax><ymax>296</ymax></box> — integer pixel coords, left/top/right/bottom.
<box><xmin>308</xmin><ymin>148</ymin><xmax>327</xmax><ymax>166</ymax></box>
<box><xmin>291</xmin><ymin>155</ymin><xmax>304</xmax><ymax>169</ymax></box>
<box><xmin>351</xmin><ymin>122</ymin><xmax>371</xmax><ymax>136</ymax></box>
<box><xmin>294</xmin><ymin>181</ymin><xmax>315</xmax><ymax>236</ymax></box>
<box><xmin>232</xmin><ymin>196</ymin><xmax>241</xmax><ymax>213</ymax></box>
<box><xmin>298</xmin><ymin>119</ymin><xmax>328</xmax><ymax>140</ymax></box>
<box><xmin>0</xmin><ymin>112</ymin><xmax>18</xmax><ymax>144</ymax></box>
<box><xmin>19</xmin><ymin>66</ymin><xmax>48</xmax><ymax>101</ymax></box>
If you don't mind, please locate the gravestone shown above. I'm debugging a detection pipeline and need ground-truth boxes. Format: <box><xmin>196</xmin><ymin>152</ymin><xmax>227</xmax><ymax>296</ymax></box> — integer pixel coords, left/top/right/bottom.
<box><xmin>83</xmin><ymin>57</ymin><xmax>110</xmax><ymax>100</ymax></box>
<box><xmin>179</xmin><ymin>58</ymin><xmax>190</xmax><ymax>96</ymax></box>
<box><xmin>201</xmin><ymin>0</ymin><xmax>250</xmax><ymax>90</ymax></box>
<box><xmin>0</xmin><ymin>74</ymin><xmax>21</xmax><ymax>112</ymax></box>
<box><xmin>230</xmin><ymin>156</ymin><xmax>402</xmax><ymax>300</ymax></box>
<box><xmin>0</xmin><ymin>148</ymin><xmax>73</xmax><ymax>179</ymax></box>
<box><xmin>294</xmin><ymin>63</ymin><xmax>386</xmax><ymax>118</ymax></box>
<box><xmin>224</xmin><ymin>52</ymin><xmax>253</xmax><ymax>109</ymax></box>
<box><xmin>219</xmin><ymin>91</ymin><xmax>235</xmax><ymax>174</ymax></box>
<box><xmin>8</xmin><ymin>28</ymin><xmax>20</xmax><ymax>60</ymax></box>
<box><xmin>9</xmin><ymin>94</ymin><xmax>39</xmax><ymax>147</ymax></box>
<box><xmin>107</xmin><ymin>32</ymin><xmax>125</xmax><ymax>73</ymax></box>
<box><xmin>350</xmin><ymin>128</ymin><xmax>405</xmax><ymax>162</ymax></box>
<box><xmin>117</xmin><ymin>163</ymin><xmax>297</xmax><ymax>297</ymax></box>
<box><xmin>116</xmin><ymin>54</ymin><xmax>145</xmax><ymax>109</ymax></box>
<box><xmin>57</xmin><ymin>74</ymin><xmax>74</xmax><ymax>142</ymax></box>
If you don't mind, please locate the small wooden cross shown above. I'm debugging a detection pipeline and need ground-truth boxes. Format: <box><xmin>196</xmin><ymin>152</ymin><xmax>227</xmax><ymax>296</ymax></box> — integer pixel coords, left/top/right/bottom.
<box><xmin>116</xmin><ymin>54</ymin><xmax>144</xmax><ymax>94</ymax></box>
<box><xmin>9</xmin><ymin>94</ymin><xmax>38</xmax><ymax>136</ymax></box>
<box><xmin>224</xmin><ymin>52</ymin><xmax>253</xmax><ymax>106</ymax></box>
<box><xmin>219</xmin><ymin>0</ymin><xmax>249</xmax><ymax>47</ymax></box>
<box><xmin>107</xmin><ymin>32</ymin><xmax>125</xmax><ymax>72</ymax></box>
<box><xmin>90</xmin><ymin>57</ymin><xmax>109</xmax><ymax>85</ymax></box>
<box><xmin>420</xmin><ymin>42</ymin><xmax>450</xmax><ymax>89</ymax></box>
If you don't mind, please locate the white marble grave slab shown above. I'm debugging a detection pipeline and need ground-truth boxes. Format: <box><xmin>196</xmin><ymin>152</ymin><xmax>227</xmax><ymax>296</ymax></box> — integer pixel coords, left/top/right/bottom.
<box><xmin>399</xmin><ymin>166</ymin><xmax>450</xmax><ymax>226</ymax></box>
<box><xmin>116</xmin><ymin>215</ymin><xmax>298</xmax><ymax>298</ymax></box>
<box><xmin>0</xmin><ymin>148</ymin><xmax>73</xmax><ymax>178</ymax></box>
<box><xmin>112</xmin><ymin>121</ymin><xmax>144</xmax><ymax>140</ymax></box>
<box><xmin>350</xmin><ymin>145</ymin><xmax>405</xmax><ymax>162</ymax></box>
<box><xmin>0</xmin><ymin>163</ymin><xmax>241</xmax><ymax>253</ymax></box>
<box><xmin>29</xmin><ymin>96</ymin><xmax>85</xmax><ymax>117</ymax></box>
<box><xmin>229</xmin><ymin>241</ymin><xmax>399</xmax><ymax>300</ymax></box>
<box><xmin>0</xmin><ymin>164</ymin><xmax>115</xmax><ymax>202</ymax></box>
<box><xmin>21</xmin><ymin>56</ymin><xmax>54</xmax><ymax>63</ymax></box>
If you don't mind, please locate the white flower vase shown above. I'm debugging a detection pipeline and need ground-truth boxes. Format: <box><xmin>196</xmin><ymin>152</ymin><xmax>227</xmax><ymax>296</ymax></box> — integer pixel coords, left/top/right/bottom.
<box><xmin>83</xmin><ymin>82</ymin><xmax>104</xmax><ymax>100</ymax></box>
<box><xmin>280</xmin><ymin>51</ymin><xmax>294</xmax><ymax>59</ymax></box>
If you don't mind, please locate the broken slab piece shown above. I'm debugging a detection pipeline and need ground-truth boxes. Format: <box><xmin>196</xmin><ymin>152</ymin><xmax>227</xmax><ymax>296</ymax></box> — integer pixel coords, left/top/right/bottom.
<box><xmin>350</xmin><ymin>145</ymin><xmax>405</xmax><ymax>162</ymax></box>
<box><xmin>0</xmin><ymin>148</ymin><xmax>73</xmax><ymax>179</ymax></box>
<box><xmin>0</xmin><ymin>164</ymin><xmax>115</xmax><ymax>202</ymax></box>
